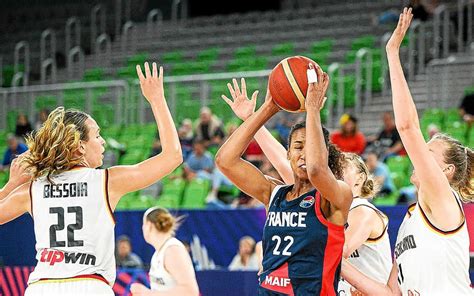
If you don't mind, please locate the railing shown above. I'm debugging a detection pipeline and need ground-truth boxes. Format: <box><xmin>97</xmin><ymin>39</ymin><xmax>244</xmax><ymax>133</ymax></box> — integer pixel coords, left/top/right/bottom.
<box><xmin>426</xmin><ymin>56</ymin><xmax>474</xmax><ymax>109</ymax></box>
<box><xmin>65</xmin><ymin>17</ymin><xmax>81</xmax><ymax>55</ymax></box>
<box><xmin>147</xmin><ymin>9</ymin><xmax>163</xmax><ymax>38</ymax></box>
<box><xmin>40</xmin><ymin>29</ymin><xmax>57</xmax><ymax>84</ymax></box>
<box><xmin>354</xmin><ymin>48</ymin><xmax>372</xmax><ymax>117</ymax></box>
<box><xmin>0</xmin><ymin>81</ymin><xmax>128</xmax><ymax>130</ymax></box>
<box><xmin>121</xmin><ymin>21</ymin><xmax>136</xmax><ymax>54</ymax></box>
<box><xmin>95</xmin><ymin>33</ymin><xmax>112</xmax><ymax>66</ymax></box>
<box><xmin>91</xmin><ymin>4</ymin><xmax>106</xmax><ymax>54</ymax></box>
<box><xmin>408</xmin><ymin>20</ymin><xmax>427</xmax><ymax>79</ymax></box>
<box><xmin>327</xmin><ymin>63</ymin><xmax>344</xmax><ymax>129</ymax></box>
<box><xmin>67</xmin><ymin>47</ymin><xmax>85</xmax><ymax>80</ymax></box>
<box><xmin>14</xmin><ymin>41</ymin><xmax>30</xmax><ymax>86</ymax></box>
<box><xmin>457</xmin><ymin>0</ymin><xmax>473</xmax><ymax>52</ymax></box>
<box><xmin>433</xmin><ymin>5</ymin><xmax>450</xmax><ymax>59</ymax></box>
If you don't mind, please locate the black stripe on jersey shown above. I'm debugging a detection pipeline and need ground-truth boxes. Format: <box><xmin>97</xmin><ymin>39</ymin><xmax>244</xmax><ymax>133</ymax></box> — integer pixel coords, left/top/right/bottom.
<box><xmin>29</xmin><ymin>182</ymin><xmax>33</xmax><ymax>218</ymax></box>
<box><xmin>418</xmin><ymin>192</ymin><xmax>465</xmax><ymax>235</ymax></box>
<box><xmin>407</xmin><ymin>203</ymin><xmax>416</xmax><ymax>217</ymax></box>
<box><xmin>104</xmin><ymin>169</ymin><xmax>116</xmax><ymax>224</ymax></box>
<box><xmin>350</xmin><ymin>204</ymin><xmax>388</xmax><ymax>242</ymax></box>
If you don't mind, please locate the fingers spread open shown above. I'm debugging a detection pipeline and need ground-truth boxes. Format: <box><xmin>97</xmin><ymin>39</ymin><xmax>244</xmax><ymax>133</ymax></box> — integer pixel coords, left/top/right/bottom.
<box><xmin>227</xmin><ymin>83</ymin><xmax>236</xmax><ymax>98</ymax></box>
<box><xmin>144</xmin><ymin>62</ymin><xmax>151</xmax><ymax>78</ymax></box>
<box><xmin>136</xmin><ymin>65</ymin><xmax>145</xmax><ymax>80</ymax></box>
<box><xmin>221</xmin><ymin>94</ymin><xmax>233</xmax><ymax>106</ymax></box>
<box><xmin>241</xmin><ymin>78</ymin><xmax>247</xmax><ymax>98</ymax></box>
<box><xmin>152</xmin><ymin>62</ymin><xmax>158</xmax><ymax>78</ymax></box>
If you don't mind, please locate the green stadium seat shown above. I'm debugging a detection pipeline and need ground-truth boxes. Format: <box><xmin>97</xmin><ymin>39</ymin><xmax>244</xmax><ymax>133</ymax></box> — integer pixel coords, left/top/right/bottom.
<box><xmin>117</xmin><ymin>66</ymin><xmax>136</xmax><ymax>79</ymax></box>
<box><xmin>272</xmin><ymin>42</ymin><xmax>295</xmax><ymax>56</ymax></box>
<box><xmin>234</xmin><ymin>45</ymin><xmax>256</xmax><ymax>59</ymax></box>
<box><xmin>386</xmin><ymin>156</ymin><xmax>411</xmax><ymax>176</ymax></box>
<box><xmin>444</xmin><ymin>108</ymin><xmax>461</xmax><ymax>123</ymax></box>
<box><xmin>127</xmin><ymin>53</ymin><xmax>150</xmax><ymax>67</ymax></box>
<box><xmin>181</xmin><ymin>179</ymin><xmax>211</xmax><ymax>209</ymax></box>
<box><xmin>351</xmin><ymin>35</ymin><xmax>376</xmax><ymax>51</ymax></box>
<box><xmin>83</xmin><ymin>68</ymin><xmax>105</xmax><ymax>81</ymax></box>
<box><xmin>444</xmin><ymin>121</ymin><xmax>468</xmax><ymax>143</ymax></box>
<box><xmin>119</xmin><ymin>149</ymin><xmax>147</xmax><ymax>165</ymax></box>
<box><xmin>464</xmin><ymin>86</ymin><xmax>474</xmax><ymax>96</ymax></box>
<box><xmin>128</xmin><ymin>194</ymin><xmax>155</xmax><ymax>210</ymax></box>
<box><xmin>158</xmin><ymin>178</ymin><xmax>186</xmax><ymax>207</ymax></box>
<box><xmin>197</xmin><ymin>47</ymin><xmax>220</xmax><ymax>62</ymax></box>
<box><xmin>162</xmin><ymin>51</ymin><xmax>184</xmax><ymax>64</ymax></box>
<box><xmin>373</xmin><ymin>190</ymin><xmax>399</xmax><ymax>206</ymax></box>
<box><xmin>311</xmin><ymin>39</ymin><xmax>334</xmax><ymax>54</ymax></box>
<box><xmin>35</xmin><ymin>95</ymin><xmax>58</xmax><ymax>110</ymax></box>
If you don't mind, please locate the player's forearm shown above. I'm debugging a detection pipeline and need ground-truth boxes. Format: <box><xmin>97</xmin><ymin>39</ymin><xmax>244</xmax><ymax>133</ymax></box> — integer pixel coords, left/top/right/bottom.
<box><xmin>216</xmin><ymin>102</ymin><xmax>278</xmax><ymax>167</ymax></box>
<box><xmin>387</xmin><ymin>52</ymin><xmax>420</xmax><ymax>131</ymax></box>
<box><xmin>341</xmin><ymin>259</ymin><xmax>394</xmax><ymax>295</ymax></box>
<box><xmin>150</xmin><ymin>284</ymin><xmax>199</xmax><ymax>296</ymax></box>
<box><xmin>305</xmin><ymin>109</ymin><xmax>328</xmax><ymax>174</ymax></box>
<box><xmin>254</xmin><ymin>127</ymin><xmax>294</xmax><ymax>184</ymax></box>
<box><xmin>0</xmin><ymin>182</ymin><xmax>19</xmax><ymax>201</ymax></box>
<box><xmin>149</xmin><ymin>99</ymin><xmax>182</xmax><ymax>162</ymax></box>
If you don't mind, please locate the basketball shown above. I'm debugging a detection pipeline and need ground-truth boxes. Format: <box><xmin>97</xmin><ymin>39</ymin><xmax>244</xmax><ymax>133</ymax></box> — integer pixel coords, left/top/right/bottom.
<box><xmin>269</xmin><ymin>56</ymin><xmax>320</xmax><ymax>113</ymax></box>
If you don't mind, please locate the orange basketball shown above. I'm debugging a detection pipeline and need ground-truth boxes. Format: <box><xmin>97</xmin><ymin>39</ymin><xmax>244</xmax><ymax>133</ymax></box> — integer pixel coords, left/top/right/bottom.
<box><xmin>268</xmin><ymin>56</ymin><xmax>320</xmax><ymax>112</ymax></box>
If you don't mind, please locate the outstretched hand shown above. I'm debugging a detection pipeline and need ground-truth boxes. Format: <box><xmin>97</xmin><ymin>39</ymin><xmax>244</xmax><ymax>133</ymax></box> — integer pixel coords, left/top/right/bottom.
<box><xmin>136</xmin><ymin>62</ymin><xmax>165</xmax><ymax>105</ymax></box>
<box><xmin>221</xmin><ymin>78</ymin><xmax>259</xmax><ymax>120</ymax></box>
<box><xmin>386</xmin><ymin>7</ymin><xmax>413</xmax><ymax>54</ymax></box>
<box><xmin>305</xmin><ymin>64</ymin><xmax>329</xmax><ymax>111</ymax></box>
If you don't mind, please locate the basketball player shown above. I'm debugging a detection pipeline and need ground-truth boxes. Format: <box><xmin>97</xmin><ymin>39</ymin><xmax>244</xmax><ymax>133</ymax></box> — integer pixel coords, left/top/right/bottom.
<box><xmin>0</xmin><ymin>62</ymin><xmax>183</xmax><ymax>295</ymax></box>
<box><xmin>130</xmin><ymin>207</ymin><xmax>198</xmax><ymax>295</ymax></box>
<box><xmin>341</xmin><ymin>8</ymin><xmax>474</xmax><ymax>295</ymax></box>
<box><xmin>222</xmin><ymin>81</ymin><xmax>392</xmax><ymax>295</ymax></box>
<box><xmin>216</xmin><ymin>65</ymin><xmax>353</xmax><ymax>295</ymax></box>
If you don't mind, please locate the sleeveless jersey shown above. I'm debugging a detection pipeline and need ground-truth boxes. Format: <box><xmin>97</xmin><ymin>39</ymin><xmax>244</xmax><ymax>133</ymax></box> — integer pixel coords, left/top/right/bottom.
<box><xmin>395</xmin><ymin>191</ymin><xmax>473</xmax><ymax>295</ymax></box>
<box><xmin>149</xmin><ymin>237</ymin><xmax>184</xmax><ymax>291</ymax></box>
<box><xmin>338</xmin><ymin>198</ymin><xmax>392</xmax><ymax>295</ymax></box>
<box><xmin>259</xmin><ymin>185</ymin><xmax>345</xmax><ymax>295</ymax></box>
<box><xmin>28</xmin><ymin>168</ymin><xmax>116</xmax><ymax>286</ymax></box>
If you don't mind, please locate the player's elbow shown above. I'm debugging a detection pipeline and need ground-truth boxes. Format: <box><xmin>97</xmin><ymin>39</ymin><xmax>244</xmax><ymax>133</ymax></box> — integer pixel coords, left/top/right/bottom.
<box><xmin>215</xmin><ymin>150</ymin><xmax>230</xmax><ymax>170</ymax></box>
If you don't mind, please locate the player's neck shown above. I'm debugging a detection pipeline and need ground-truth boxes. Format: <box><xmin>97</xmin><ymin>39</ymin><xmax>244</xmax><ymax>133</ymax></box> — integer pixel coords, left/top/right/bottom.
<box><xmin>151</xmin><ymin>233</ymin><xmax>173</xmax><ymax>252</ymax></box>
<box><xmin>291</xmin><ymin>180</ymin><xmax>313</xmax><ymax>198</ymax></box>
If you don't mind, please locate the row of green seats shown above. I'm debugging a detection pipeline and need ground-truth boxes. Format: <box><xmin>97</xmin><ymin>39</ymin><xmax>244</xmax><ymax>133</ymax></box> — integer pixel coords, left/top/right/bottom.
<box><xmin>421</xmin><ymin>108</ymin><xmax>473</xmax><ymax>145</ymax></box>
<box><xmin>374</xmin><ymin>155</ymin><xmax>412</xmax><ymax>206</ymax></box>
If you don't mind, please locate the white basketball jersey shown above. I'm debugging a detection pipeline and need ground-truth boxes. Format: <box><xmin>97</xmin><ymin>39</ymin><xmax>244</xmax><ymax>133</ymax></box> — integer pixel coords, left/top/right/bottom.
<box><xmin>28</xmin><ymin>168</ymin><xmax>116</xmax><ymax>286</ymax></box>
<box><xmin>149</xmin><ymin>237</ymin><xmax>184</xmax><ymax>291</ymax></box>
<box><xmin>338</xmin><ymin>198</ymin><xmax>392</xmax><ymax>295</ymax></box>
<box><xmin>395</xmin><ymin>192</ymin><xmax>473</xmax><ymax>295</ymax></box>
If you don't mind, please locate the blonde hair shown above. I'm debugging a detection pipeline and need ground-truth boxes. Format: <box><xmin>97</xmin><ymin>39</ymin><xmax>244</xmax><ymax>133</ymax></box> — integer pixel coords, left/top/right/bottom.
<box><xmin>144</xmin><ymin>207</ymin><xmax>183</xmax><ymax>235</ymax></box>
<box><xmin>22</xmin><ymin>107</ymin><xmax>90</xmax><ymax>182</ymax></box>
<box><xmin>343</xmin><ymin>153</ymin><xmax>380</xmax><ymax>198</ymax></box>
<box><xmin>432</xmin><ymin>133</ymin><xmax>474</xmax><ymax>202</ymax></box>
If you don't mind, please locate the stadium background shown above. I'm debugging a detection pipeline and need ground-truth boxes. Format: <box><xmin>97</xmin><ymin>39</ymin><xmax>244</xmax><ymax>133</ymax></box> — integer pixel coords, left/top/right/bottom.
<box><xmin>0</xmin><ymin>0</ymin><xmax>473</xmax><ymax>295</ymax></box>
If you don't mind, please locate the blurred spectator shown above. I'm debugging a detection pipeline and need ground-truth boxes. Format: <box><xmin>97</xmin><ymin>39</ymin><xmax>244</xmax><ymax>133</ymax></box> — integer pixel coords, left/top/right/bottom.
<box><xmin>15</xmin><ymin>114</ymin><xmax>33</xmax><ymax>139</ymax></box>
<box><xmin>206</xmin><ymin>168</ymin><xmax>235</xmax><ymax>207</ymax></box>
<box><xmin>184</xmin><ymin>140</ymin><xmax>214</xmax><ymax>180</ymax></box>
<box><xmin>274</xmin><ymin>117</ymin><xmax>293</xmax><ymax>148</ymax></box>
<box><xmin>194</xmin><ymin>107</ymin><xmax>225</xmax><ymax>147</ymax></box>
<box><xmin>150</xmin><ymin>137</ymin><xmax>162</xmax><ymax>157</ymax></box>
<box><xmin>2</xmin><ymin>135</ymin><xmax>28</xmax><ymax>168</ymax></box>
<box><xmin>369</xmin><ymin>112</ymin><xmax>404</xmax><ymax>161</ymax></box>
<box><xmin>179</xmin><ymin>118</ymin><xmax>194</xmax><ymax>160</ymax></box>
<box><xmin>365</xmin><ymin>151</ymin><xmax>395</xmax><ymax>196</ymax></box>
<box><xmin>115</xmin><ymin>235</ymin><xmax>143</xmax><ymax>269</ymax></box>
<box><xmin>35</xmin><ymin>109</ymin><xmax>49</xmax><ymax>130</ymax></box>
<box><xmin>459</xmin><ymin>92</ymin><xmax>474</xmax><ymax>126</ymax></box>
<box><xmin>228</xmin><ymin>236</ymin><xmax>258</xmax><ymax>271</ymax></box>
<box><xmin>427</xmin><ymin>124</ymin><xmax>440</xmax><ymax>139</ymax></box>
<box><xmin>330</xmin><ymin>114</ymin><xmax>366</xmax><ymax>155</ymax></box>
<box><xmin>409</xmin><ymin>0</ymin><xmax>430</xmax><ymax>21</ymax></box>
<box><xmin>244</xmin><ymin>139</ymin><xmax>264</xmax><ymax>168</ymax></box>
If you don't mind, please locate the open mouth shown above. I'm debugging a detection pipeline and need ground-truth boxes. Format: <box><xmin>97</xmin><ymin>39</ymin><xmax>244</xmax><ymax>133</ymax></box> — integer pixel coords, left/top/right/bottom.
<box><xmin>299</xmin><ymin>164</ymin><xmax>306</xmax><ymax>170</ymax></box>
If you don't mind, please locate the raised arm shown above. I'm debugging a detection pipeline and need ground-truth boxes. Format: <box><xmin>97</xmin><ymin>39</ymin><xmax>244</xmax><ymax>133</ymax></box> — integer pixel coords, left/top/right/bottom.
<box><xmin>108</xmin><ymin>63</ymin><xmax>182</xmax><ymax>209</ymax></box>
<box><xmin>222</xmin><ymin>78</ymin><xmax>294</xmax><ymax>184</ymax></box>
<box><xmin>386</xmin><ymin>8</ymin><xmax>457</xmax><ymax>226</ymax></box>
<box><xmin>341</xmin><ymin>259</ymin><xmax>401</xmax><ymax>296</ymax></box>
<box><xmin>216</xmin><ymin>95</ymin><xmax>280</xmax><ymax>206</ymax></box>
<box><xmin>305</xmin><ymin>65</ymin><xmax>352</xmax><ymax>212</ymax></box>
<box><xmin>0</xmin><ymin>182</ymin><xmax>31</xmax><ymax>225</ymax></box>
<box><xmin>343</xmin><ymin>206</ymin><xmax>375</xmax><ymax>258</ymax></box>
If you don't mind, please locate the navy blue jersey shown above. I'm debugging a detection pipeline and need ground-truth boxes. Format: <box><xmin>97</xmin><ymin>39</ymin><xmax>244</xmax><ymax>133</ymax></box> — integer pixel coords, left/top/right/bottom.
<box><xmin>259</xmin><ymin>185</ymin><xmax>345</xmax><ymax>295</ymax></box>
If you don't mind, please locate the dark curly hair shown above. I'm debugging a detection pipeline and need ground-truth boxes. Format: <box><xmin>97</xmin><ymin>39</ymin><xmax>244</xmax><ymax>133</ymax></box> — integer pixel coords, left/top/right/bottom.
<box><xmin>288</xmin><ymin>121</ymin><xmax>344</xmax><ymax>180</ymax></box>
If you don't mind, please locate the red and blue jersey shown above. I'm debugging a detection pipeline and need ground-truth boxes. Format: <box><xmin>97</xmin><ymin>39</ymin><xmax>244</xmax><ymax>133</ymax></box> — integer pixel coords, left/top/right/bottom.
<box><xmin>258</xmin><ymin>185</ymin><xmax>345</xmax><ymax>295</ymax></box>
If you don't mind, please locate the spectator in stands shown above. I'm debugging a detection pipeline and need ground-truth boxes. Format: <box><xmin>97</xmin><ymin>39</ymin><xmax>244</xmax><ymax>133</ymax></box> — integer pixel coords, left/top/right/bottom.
<box><xmin>15</xmin><ymin>114</ymin><xmax>33</xmax><ymax>139</ymax></box>
<box><xmin>365</xmin><ymin>151</ymin><xmax>395</xmax><ymax>196</ymax></box>
<box><xmin>330</xmin><ymin>114</ymin><xmax>366</xmax><ymax>155</ymax></box>
<box><xmin>34</xmin><ymin>109</ymin><xmax>49</xmax><ymax>130</ymax></box>
<box><xmin>228</xmin><ymin>236</ymin><xmax>259</xmax><ymax>271</ymax></box>
<box><xmin>459</xmin><ymin>92</ymin><xmax>474</xmax><ymax>126</ymax></box>
<box><xmin>179</xmin><ymin>118</ymin><xmax>194</xmax><ymax>160</ymax></box>
<box><xmin>194</xmin><ymin>107</ymin><xmax>225</xmax><ymax>147</ymax></box>
<box><xmin>184</xmin><ymin>140</ymin><xmax>214</xmax><ymax>180</ymax></box>
<box><xmin>244</xmin><ymin>139</ymin><xmax>265</xmax><ymax>168</ymax></box>
<box><xmin>2</xmin><ymin>135</ymin><xmax>28</xmax><ymax>169</ymax></box>
<box><xmin>369</xmin><ymin>112</ymin><xmax>404</xmax><ymax>161</ymax></box>
<box><xmin>115</xmin><ymin>235</ymin><xmax>143</xmax><ymax>269</ymax></box>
